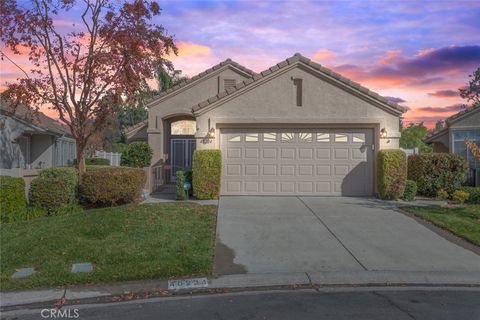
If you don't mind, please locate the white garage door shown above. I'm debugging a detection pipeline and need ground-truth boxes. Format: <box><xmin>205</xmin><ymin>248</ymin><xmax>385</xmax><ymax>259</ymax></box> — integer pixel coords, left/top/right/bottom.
<box><xmin>220</xmin><ymin>129</ymin><xmax>374</xmax><ymax>196</ymax></box>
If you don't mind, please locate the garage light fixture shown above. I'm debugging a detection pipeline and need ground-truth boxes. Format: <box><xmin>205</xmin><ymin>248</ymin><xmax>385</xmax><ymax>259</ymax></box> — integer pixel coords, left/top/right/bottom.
<box><xmin>380</xmin><ymin>128</ymin><xmax>388</xmax><ymax>138</ymax></box>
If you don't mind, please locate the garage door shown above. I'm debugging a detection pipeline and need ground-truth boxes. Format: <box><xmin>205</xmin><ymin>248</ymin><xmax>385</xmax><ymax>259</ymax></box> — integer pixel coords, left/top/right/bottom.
<box><xmin>220</xmin><ymin>129</ymin><xmax>374</xmax><ymax>196</ymax></box>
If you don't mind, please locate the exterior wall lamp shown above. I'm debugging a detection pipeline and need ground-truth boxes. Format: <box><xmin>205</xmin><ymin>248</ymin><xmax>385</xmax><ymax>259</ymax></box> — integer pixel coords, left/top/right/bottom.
<box><xmin>206</xmin><ymin>127</ymin><xmax>215</xmax><ymax>140</ymax></box>
<box><xmin>380</xmin><ymin>128</ymin><xmax>388</xmax><ymax>138</ymax></box>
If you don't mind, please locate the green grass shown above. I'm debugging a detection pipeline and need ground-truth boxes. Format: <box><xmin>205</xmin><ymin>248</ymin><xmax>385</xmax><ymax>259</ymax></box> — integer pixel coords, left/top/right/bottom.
<box><xmin>403</xmin><ymin>205</ymin><xmax>480</xmax><ymax>246</ymax></box>
<box><xmin>0</xmin><ymin>203</ymin><xmax>217</xmax><ymax>291</ymax></box>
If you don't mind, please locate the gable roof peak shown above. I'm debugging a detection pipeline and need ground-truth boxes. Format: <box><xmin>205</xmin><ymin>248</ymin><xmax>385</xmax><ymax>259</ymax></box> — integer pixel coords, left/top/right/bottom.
<box><xmin>192</xmin><ymin>53</ymin><xmax>405</xmax><ymax>114</ymax></box>
<box><xmin>147</xmin><ymin>58</ymin><xmax>256</xmax><ymax>107</ymax></box>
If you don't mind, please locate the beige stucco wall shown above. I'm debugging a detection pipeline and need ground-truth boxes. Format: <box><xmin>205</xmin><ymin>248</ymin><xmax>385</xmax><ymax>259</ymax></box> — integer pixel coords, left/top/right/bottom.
<box><xmin>147</xmin><ymin>66</ymin><xmax>251</xmax><ymax>163</ymax></box>
<box><xmin>195</xmin><ymin>64</ymin><xmax>401</xmax><ymax>150</ymax></box>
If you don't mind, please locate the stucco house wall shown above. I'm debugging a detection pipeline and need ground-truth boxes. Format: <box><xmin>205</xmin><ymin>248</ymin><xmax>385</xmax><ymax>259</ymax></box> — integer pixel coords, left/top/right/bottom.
<box><xmin>194</xmin><ymin>63</ymin><xmax>401</xmax><ymax>151</ymax></box>
<box><xmin>147</xmin><ymin>65</ymin><xmax>252</xmax><ymax>164</ymax></box>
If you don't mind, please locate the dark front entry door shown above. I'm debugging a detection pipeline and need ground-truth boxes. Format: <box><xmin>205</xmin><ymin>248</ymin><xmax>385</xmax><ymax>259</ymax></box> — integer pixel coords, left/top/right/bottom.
<box><xmin>171</xmin><ymin>138</ymin><xmax>196</xmax><ymax>181</ymax></box>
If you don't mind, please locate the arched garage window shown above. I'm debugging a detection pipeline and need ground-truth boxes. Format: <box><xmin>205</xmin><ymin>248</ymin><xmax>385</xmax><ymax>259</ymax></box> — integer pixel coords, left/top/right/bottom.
<box><xmin>171</xmin><ymin>120</ymin><xmax>196</xmax><ymax>135</ymax></box>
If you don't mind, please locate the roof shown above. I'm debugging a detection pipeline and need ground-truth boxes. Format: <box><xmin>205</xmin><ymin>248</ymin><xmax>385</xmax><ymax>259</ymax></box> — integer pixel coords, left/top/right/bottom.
<box><xmin>124</xmin><ymin>119</ymin><xmax>147</xmax><ymax>135</ymax></box>
<box><xmin>424</xmin><ymin>103</ymin><xmax>480</xmax><ymax>143</ymax></box>
<box><xmin>146</xmin><ymin>59</ymin><xmax>257</xmax><ymax>107</ymax></box>
<box><xmin>424</xmin><ymin>127</ymin><xmax>448</xmax><ymax>143</ymax></box>
<box><xmin>445</xmin><ymin>103</ymin><xmax>480</xmax><ymax>125</ymax></box>
<box><xmin>192</xmin><ymin>53</ymin><xmax>406</xmax><ymax>115</ymax></box>
<box><xmin>0</xmin><ymin>98</ymin><xmax>72</xmax><ymax>137</ymax></box>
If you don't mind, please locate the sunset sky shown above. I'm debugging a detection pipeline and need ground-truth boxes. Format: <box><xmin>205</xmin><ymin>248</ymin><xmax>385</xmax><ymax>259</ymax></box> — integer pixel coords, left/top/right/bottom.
<box><xmin>1</xmin><ymin>0</ymin><xmax>480</xmax><ymax>128</ymax></box>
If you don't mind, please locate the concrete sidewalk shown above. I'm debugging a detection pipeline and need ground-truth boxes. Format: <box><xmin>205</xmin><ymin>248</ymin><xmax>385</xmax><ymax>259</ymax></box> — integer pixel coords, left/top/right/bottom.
<box><xmin>2</xmin><ymin>271</ymin><xmax>480</xmax><ymax>308</ymax></box>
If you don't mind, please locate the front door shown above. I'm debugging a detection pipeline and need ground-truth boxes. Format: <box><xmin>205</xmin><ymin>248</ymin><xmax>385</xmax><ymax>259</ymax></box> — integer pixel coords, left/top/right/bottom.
<box><xmin>171</xmin><ymin>138</ymin><xmax>196</xmax><ymax>181</ymax></box>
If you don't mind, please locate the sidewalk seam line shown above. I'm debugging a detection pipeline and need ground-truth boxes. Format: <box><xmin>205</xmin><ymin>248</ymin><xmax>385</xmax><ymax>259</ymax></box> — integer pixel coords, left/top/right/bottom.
<box><xmin>297</xmin><ymin>197</ymin><xmax>368</xmax><ymax>271</ymax></box>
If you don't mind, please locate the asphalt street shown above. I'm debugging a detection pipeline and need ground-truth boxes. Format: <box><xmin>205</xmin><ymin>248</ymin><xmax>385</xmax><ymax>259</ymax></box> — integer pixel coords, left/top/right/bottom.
<box><xmin>4</xmin><ymin>288</ymin><xmax>480</xmax><ymax>320</ymax></box>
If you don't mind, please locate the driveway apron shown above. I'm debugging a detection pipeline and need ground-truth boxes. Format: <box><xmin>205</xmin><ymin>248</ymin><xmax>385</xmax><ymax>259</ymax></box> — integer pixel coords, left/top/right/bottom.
<box><xmin>214</xmin><ymin>196</ymin><xmax>480</xmax><ymax>275</ymax></box>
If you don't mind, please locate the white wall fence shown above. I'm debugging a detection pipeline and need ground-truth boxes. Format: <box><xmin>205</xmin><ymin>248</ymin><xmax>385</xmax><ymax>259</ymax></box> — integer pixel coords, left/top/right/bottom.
<box><xmin>94</xmin><ymin>150</ymin><xmax>122</xmax><ymax>166</ymax></box>
<box><xmin>400</xmin><ymin>148</ymin><xmax>419</xmax><ymax>156</ymax></box>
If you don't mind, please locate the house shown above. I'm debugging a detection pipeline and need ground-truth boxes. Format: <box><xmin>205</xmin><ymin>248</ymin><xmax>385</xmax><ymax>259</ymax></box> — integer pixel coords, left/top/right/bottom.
<box><xmin>0</xmin><ymin>98</ymin><xmax>76</xmax><ymax>178</ymax></box>
<box><xmin>126</xmin><ymin>53</ymin><xmax>404</xmax><ymax>196</ymax></box>
<box><xmin>424</xmin><ymin>104</ymin><xmax>480</xmax><ymax>186</ymax></box>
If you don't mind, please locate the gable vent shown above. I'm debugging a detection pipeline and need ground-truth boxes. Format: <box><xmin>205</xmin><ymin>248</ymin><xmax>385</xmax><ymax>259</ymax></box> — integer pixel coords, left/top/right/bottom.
<box><xmin>224</xmin><ymin>79</ymin><xmax>237</xmax><ymax>91</ymax></box>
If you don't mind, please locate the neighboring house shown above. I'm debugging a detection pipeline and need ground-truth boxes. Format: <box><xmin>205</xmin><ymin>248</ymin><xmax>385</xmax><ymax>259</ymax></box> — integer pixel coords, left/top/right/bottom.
<box><xmin>425</xmin><ymin>104</ymin><xmax>480</xmax><ymax>186</ymax></box>
<box><xmin>126</xmin><ymin>53</ymin><xmax>404</xmax><ymax>196</ymax></box>
<box><xmin>0</xmin><ymin>98</ymin><xmax>76</xmax><ymax>177</ymax></box>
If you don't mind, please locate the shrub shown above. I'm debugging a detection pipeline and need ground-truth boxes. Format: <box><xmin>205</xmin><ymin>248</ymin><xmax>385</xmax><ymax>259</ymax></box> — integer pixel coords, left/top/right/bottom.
<box><xmin>39</xmin><ymin>167</ymin><xmax>78</xmax><ymax>203</ymax></box>
<box><xmin>86</xmin><ymin>157</ymin><xmax>110</xmax><ymax>166</ymax></box>
<box><xmin>408</xmin><ymin>154</ymin><xmax>468</xmax><ymax>197</ymax></box>
<box><xmin>80</xmin><ymin>167</ymin><xmax>146</xmax><ymax>207</ymax></box>
<box><xmin>73</xmin><ymin>158</ymin><xmax>110</xmax><ymax>166</ymax></box>
<box><xmin>192</xmin><ymin>150</ymin><xmax>222</xmax><ymax>200</ymax></box>
<box><xmin>5</xmin><ymin>207</ymin><xmax>47</xmax><ymax>223</ymax></box>
<box><xmin>121</xmin><ymin>142</ymin><xmax>152</xmax><ymax>168</ymax></box>
<box><xmin>437</xmin><ymin>189</ymin><xmax>449</xmax><ymax>200</ymax></box>
<box><xmin>402</xmin><ymin>180</ymin><xmax>417</xmax><ymax>201</ymax></box>
<box><xmin>459</xmin><ymin>186</ymin><xmax>480</xmax><ymax>204</ymax></box>
<box><xmin>452</xmin><ymin>190</ymin><xmax>469</xmax><ymax>204</ymax></box>
<box><xmin>176</xmin><ymin>171</ymin><xmax>187</xmax><ymax>200</ymax></box>
<box><xmin>377</xmin><ymin>149</ymin><xmax>407</xmax><ymax>200</ymax></box>
<box><xmin>0</xmin><ymin>176</ymin><xmax>26</xmax><ymax>222</ymax></box>
<box><xmin>29</xmin><ymin>177</ymin><xmax>71</xmax><ymax>214</ymax></box>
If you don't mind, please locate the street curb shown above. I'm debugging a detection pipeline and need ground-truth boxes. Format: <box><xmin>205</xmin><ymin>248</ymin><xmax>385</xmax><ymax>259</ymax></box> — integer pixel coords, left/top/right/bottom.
<box><xmin>2</xmin><ymin>271</ymin><xmax>480</xmax><ymax>309</ymax></box>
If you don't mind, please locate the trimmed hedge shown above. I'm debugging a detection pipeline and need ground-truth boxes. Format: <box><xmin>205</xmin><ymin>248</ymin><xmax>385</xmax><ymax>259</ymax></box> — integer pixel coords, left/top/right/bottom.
<box><xmin>73</xmin><ymin>158</ymin><xmax>110</xmax><ymax>166</ymax></box>
<box><xmin>460</xmin><ymin>186</ymin><xmax>480</xmax><ymax>204</ymax></box>
<box><xmin>29</xmin><ymin>177</ymin><xmax>71</xmax><ymax>214</ymax></box>
<box><xmin>80</xmin><ymin>167</ymin><xmax>146</xmax><ymax>207</ymax></box>
<box><xmin>408</xmin><ymin>154</ymin><xmax>468</xmax><ymax>197</ymax></box>
<box><xmin>0</xmin><ymin>176</ymin><xmax>26</xmax><ymax>222</ymax></box>
<box><xmin>39</xmin><ymin>167</ymin><xmax>78</xmax><ymax>203</ymax></box>
<box><xmin>121</xmin><ymin>142</ymin><xmax>152</xmax><ymax>168</ymax></box>
<box><xmin>86</xmin><ymin>157</ymin><xmax>110</xmax><ymax>166</ymax></box>
<box><xmin>192</xmin><ymin>150</ymin><xmax>222</xmax><ymax>200</ymax></box>
<box><xmin>377</xmin><ymin>149</ymin><xmax>407</xmax><ymax>200</ymax></box>
<box><xmin>402</xmin><ymin>180</ymin><xmax>417</xmax><ymax>201</ymax></box>
<box><xmin>176</xmin><ymin>171</ymin><xmax>187</xmax><ymax>200</ymax></box>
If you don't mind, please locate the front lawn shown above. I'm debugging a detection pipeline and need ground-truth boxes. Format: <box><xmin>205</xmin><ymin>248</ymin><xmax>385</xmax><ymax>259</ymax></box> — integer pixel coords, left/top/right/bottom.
<box><xmin>403</xmin><ymin>205</ymin><xmax>480</xmax><ymax>246</ymax></box>
<box><xmin>0</xmin><ymin>203</ymin><xmax>217</xmax><ymax>291</ymax></box>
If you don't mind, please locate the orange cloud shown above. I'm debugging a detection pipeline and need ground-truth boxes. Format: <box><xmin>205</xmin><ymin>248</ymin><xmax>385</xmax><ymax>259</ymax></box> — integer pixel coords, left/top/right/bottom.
<box><xmin>312</xmin><ymin>49</ymin><xmax>337</xmax><ymax>61</ymax></box>
<box><xmin>172</xmin><ymin>42</ymin><xmax>212</xmax><ymax>59</ymax></box>
<box><xmin>378</xmin><ymin>50</ymin><xmax>401</xmax><ymax>64</ymax></box>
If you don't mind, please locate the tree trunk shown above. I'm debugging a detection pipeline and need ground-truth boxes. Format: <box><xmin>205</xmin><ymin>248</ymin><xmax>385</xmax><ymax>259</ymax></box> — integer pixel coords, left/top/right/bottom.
<box><xmin>76</xmin><ymin>142</ymin><xmax>86</xmax><ymax>183</ymax></box>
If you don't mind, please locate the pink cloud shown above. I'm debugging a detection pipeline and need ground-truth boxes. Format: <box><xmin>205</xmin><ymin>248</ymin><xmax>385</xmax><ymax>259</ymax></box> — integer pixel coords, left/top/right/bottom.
<box><xmin>378</xmin><ymin>50</ymin><xmax>401</xmax><ymax>64</ymax></box>
<box><xmin>312</xmin><ymin>49</ymin><xmax>337</xmax><ymax>61</ymax></box>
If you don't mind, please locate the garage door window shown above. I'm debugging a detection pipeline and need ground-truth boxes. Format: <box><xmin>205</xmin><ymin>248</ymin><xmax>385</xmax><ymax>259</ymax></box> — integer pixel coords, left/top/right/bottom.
<box><xmin>334</xmin><ymin>133</ymin><xmax>348</xmax><ymax>142</ymax></box>
<box><xmin>352</xmin><ymin>133</ymin><xmax>365</xmax><ymax>143</ymax></box>
<box><xmin>228</xmin><ymin>135</ymin><xmax>242</xmax><ymax>142</ymax></box>
<box><xmin>299</xmin><ymin>133</ymin><xmax>313</xmax><ymax>142</ymax></box>
<box><xmin>317</xmin><ymin>133</ymin><xmax>330</xmax><ymax>142</ymax></box>
<box><xmin>281</xmin><ymin>133</ymin><xmax>295</xmax><ymax>142</ymax></box>
<box><xmin>263</xmin><ymin>133</ymin><xmax>277</xmax><ymax>142</ymax></box>
<box><xmin>245</xmin><ymin>133</ymin><xmax>259</xmax><ymax>142</ymax></box>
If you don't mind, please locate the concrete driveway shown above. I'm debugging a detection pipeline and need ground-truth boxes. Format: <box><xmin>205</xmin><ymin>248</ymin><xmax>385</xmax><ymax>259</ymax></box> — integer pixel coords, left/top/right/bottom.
<box><xmin>214</xmin><ymin>197</ymin><xmax>480</xmax><ymax>275</ymax></box>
